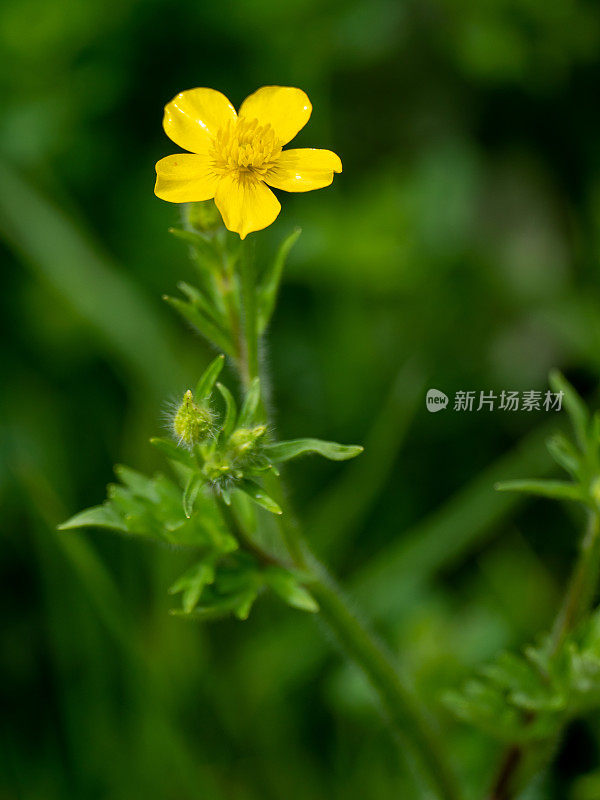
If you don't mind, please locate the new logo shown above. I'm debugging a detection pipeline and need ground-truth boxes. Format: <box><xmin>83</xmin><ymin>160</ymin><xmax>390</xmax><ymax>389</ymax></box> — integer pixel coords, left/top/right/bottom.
<box><xmin>426</xmin><ymin>389</ymin><xmax>448</xmax><ymax>412</ymax></box>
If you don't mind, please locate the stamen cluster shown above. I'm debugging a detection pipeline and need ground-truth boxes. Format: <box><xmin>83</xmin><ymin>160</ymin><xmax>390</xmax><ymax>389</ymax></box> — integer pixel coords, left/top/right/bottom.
<box><xmin>211</xmin><ymin>119</ymin><xmax>282</xmax><ymax>178</ymax></box>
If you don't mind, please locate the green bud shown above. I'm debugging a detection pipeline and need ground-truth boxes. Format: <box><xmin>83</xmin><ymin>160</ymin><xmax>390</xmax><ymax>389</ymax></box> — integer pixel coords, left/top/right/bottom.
<box><xmin>173</xmin><ymin>390</ymin><xmax>213</xmax><ymax>449</ymax></box>
<box><xmin>229</xmin><ymin>425</ymin><xmax>267</xmax><ymax>454</ymax></box>
<box><xmin>185</xmin><ymin>201</ymin><xmax>223</xmax><ymax>234</ymax></box>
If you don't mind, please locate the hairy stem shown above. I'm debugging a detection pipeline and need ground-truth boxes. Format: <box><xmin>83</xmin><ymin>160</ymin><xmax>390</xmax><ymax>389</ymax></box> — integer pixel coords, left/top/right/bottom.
<box><xmin>307</xmin><ymin>560</ymin><xmax>462</xmax><ymax>800</ymax></box>
<box><xmin>550</xmin><ymin>510</ymin><xmax>600</xmax><ymax>654</ymax></box>
<box><xmin>232</xmin><ymin>252</ymin><xmax>462</xmax><ymax>800</ymax></box>
<box><xmin>238</xmin><ymin>241</ymin><xmax>259</xmax><ymax>390</ymax></box>
<box><xmin>488</xmin><ymin>510</ymin><xmax>600</xmax><ymax>800</ymax></box>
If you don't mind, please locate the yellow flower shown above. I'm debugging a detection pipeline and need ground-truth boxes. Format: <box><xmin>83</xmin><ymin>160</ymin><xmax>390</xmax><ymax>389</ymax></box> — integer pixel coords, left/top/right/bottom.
<box><xmin>155</xmin><ymin>86</ymin><xmax>342</xmax><ymax>239</ymax></box>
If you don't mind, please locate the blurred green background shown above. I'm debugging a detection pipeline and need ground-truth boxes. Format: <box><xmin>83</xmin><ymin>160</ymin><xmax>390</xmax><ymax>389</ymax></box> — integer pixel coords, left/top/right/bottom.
<box><xmin>2</xmin><ymin>0</ymin><xmax>600</xmax><ymax>797</ymax></box>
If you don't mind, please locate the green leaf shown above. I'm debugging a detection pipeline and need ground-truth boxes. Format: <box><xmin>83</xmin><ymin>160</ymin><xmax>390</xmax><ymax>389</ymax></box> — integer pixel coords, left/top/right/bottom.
<box><xmin>170</xmin><ymin>596</ymin><xmax>243</xmax><ymax>622</ymax></box>
<box><xmin>114</xmin><ymin>464</ymin><xmax>158</xmax><ymax>497</ymax></box>
<box><xmin>169</xmin><ymin>561</ymin><xmax>216</xmax><ymax>613</ymax></box>
<box><xmin>58</xmin><ymin>504</ymin><xmax>126</xmax><ymax>532</ymax></box>
<box><xmin>163</xmin><ymin>295</ymin><xmax>235</xmax><ymax>356</ymax></box>
<box><xmin>546</xmin><ymin>434</ymin><xmax>581</xmax><ymax>478</ymax></box>
<box><xmin>168</xmin><ymin>227</ymin><xmax>222</xmax><ymax>271</ymax></box>
<box><xmin>149</xmin><ymin>437</ymin><xmax>196</xmax><ymax>468</ymax></box>
<box><xmin>195</xmin><ymin>354</ymin><xmax>225</xmax><ymax>400</ymax></box>
<box><xmin>171</xmin><ymin>555</ymin><xmax>262</xmax><ymax>621</ymax></box>
<box><xmin>445</xmin><ymin>610</ymin><xmax>600</xmax><ymax>742</ymax></box>
<box><xmin>495</xmin><ymin>479</ymin><xmax>585</xmax><ymax>503</ymax></box>
<box><xmin>264</xmin><ymin>567</ymin><xmax>319</xmax><ymax>612</ymax></box>
<box><xmin>237</xmin><ymin>376</ymin><xmax>261</xmax><ymax>428</ymax></box>
<box><xmin>236</xmin><ymin>479</ymin><xmax>282</xmax><ymax>515</ymax></box>
<box><xmin>550</xmin><ymin>370</ymin><xmax>589</xmax><ymax>450</ymax></box>
<box><xmin>183</xmin><ymin>473</ymin><xmax>204</xmax><ymax>518</ymax></box>
<box><xmin>216</xmin><ymin>382</ymin><xmax>237</xmax><ymax>441</ymax></box>
<box><xmin>257</xmin><ymin>227</ymin><xmax>301</xmax><ymax>334</ymax></box>
<box><xmin>170</xmin><ymin>589</ymin><xmax>258</xmax><ymax>622</ymax></box>
<box><xmin>233</xmin><ymin>589</ymin><xmax>259</xmax><ymax>620</ymax></box>
<box><xmin>264</xmin><ymin>438</ymin><xmax>364</xmax><ymax>463</ymax></box>
<box><xmin>60</xmin><ymin>467</ymin><xmax>231</xmax><ymax>550</ymax></box>
<box><xmin>177</xmin><ymin>281</ymin><xmax>226</xmax><ymax>329</ymax></box>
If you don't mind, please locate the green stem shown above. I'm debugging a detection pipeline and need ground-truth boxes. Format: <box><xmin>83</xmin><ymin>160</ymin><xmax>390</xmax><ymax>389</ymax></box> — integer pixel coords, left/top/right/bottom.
<box><xmin>213</xmin><ymin>235</ymin><xmax>245</xmax><ymax>382</ymax></box>
<box><xmin>307</xmin><ymin>560</ymin><xmax>462</xmax><ymax>800</ymax></box>
<box><xmin>550</xmin><ymin>509</ymin><xmax>600</xmax><ymax>654</ymax></box>
<box><xmin>238</xmin><ymin>240</ymin><xmax>259</xmax><ymax>390</ymax></box>
<box><xmin>216</xmin><ymin>495</ymin><xmax>281</xmax><ymax>567</ymax></box>
<box><xmin>488</xmin><ymin>509</ymin><xmax>600</xmax><ymax>800</ymax></box>
<box><xmin>231</xmin><ymin>247</ymin><xmax>462</xmax><ymax>800</ymax></box>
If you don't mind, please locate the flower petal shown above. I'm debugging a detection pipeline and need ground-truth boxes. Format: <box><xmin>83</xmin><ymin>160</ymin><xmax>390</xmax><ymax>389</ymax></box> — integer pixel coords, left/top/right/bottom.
<box><xmin>238</xmin><ymin>86</ymin><xmax>312</xmax><ymax>145</ymax></box>
<box><xmin>214</xmin><ymin>174</ymin><xmax>281</xmax><ymax>239</ymax></box>
<box><xmin>155</xmin><ymin>154</ymin><xmax>221</xmax><ymax>203</ymax></box>
<box><xmin>163</xmin><ymin>88</ymin><xmax>237</xmax><ymax>154</ymax></box>
<box><xmin>265</xmin><ymin>148</ymin><xmax>342</xmax><ymax>192</ymax></box>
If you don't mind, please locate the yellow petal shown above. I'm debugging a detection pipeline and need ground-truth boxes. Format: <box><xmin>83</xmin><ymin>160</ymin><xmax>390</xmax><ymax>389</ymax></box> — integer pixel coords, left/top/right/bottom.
<box><xmin>214</xmin><ymin>174</ymin><xmax>281</xmax><ymax>239</ymax></box>
<box><xmin>155</xmin><ymin>154</ymin><xmax>221</xmax><ymax>203</ymax></box>
<box><xmin>238</xmin><ymin>86</ymin><xmax>311</xmax><ymax>145</ymax></box>
<box><xmin>265</xmin><ymin>148</ymin><xmax>342</xmax><ymax>192</ymax></box>
<box><xmin>163</xmin><ymin>88</ymin><xmax>237</xmax><ymax>154</ymax></box>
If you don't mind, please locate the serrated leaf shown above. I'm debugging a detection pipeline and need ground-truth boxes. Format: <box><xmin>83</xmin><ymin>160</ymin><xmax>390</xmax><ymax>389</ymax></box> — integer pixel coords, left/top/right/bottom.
<box><xmin>58</xmin><ymin>504</ymin><xmax>126</xmax><ymax>532</ymax></box>
<box><xmin>264</xmin><ymin>438</ymin><xmax>364</xmax><ymax>463</ymax></box>
<box><xmin>236</xmin><ymin>479</ymin><xmax>282</xmax><ymax>515</ymax></box>
<box><xmin>150</xmin><ymin>437</ymin><xmax>196</xmax><ymax>468</ymax></box>
<box><xmin>237</xmin><ymin>377</ymin><xmax>261</xmax><ymax>428</ymax></box>
<box><xmin>264</xmin><ymin>567</ymin><xmax>319</xmax><ymax>612</ymax></box>
<box><xmin>163</xmin><ymin>295</ymin><xmax>234</xmax><ymax>356</ymax></box>
<box><xmin>257</xmin><ymin>227</ymin><xmax>301</xmax><ymax>334</ymax></box>
<box><xmin>550</xmin><ymin>370</ymin><xmax>589</xmax><ymax>450</ymax></box>
<box><xmin>61</xmin><ymin>464</ymin><xmax>232</xmax><ymax>552</ymax></box>
<box><xmin>195</xmin><ymin>354</ymin><xmax>225</xmax><ymax>400</ymax></box>
<box><xmin>446</xmin><ymin>611</ymin><xmax>600</xmax><ymax>743</ymax></box>
<box><xmin>495</xmin><ymin>479</ymin><xmax>585</xmax><ymax>503</ymax></box>
<box><xmin>216</xmin><ymin>382</ymin><xmax>237</xmax><ymax>441</ymax></box>
<box><xmin>183</xmin><ymin>473</ymin><xmax>204</xmax><ymax>518</ymax></box>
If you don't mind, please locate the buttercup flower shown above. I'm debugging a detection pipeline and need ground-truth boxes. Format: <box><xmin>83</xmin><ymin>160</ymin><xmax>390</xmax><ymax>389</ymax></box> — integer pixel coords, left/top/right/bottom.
<box><xmin>155</xmin><ymin>86</ymin><xmax>342</xmax><ymax>239</ymax></box>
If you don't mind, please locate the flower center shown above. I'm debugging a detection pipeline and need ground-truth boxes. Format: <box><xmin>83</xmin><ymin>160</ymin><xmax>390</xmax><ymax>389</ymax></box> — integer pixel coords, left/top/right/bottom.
<box><xmin>211</xmin><ymin>118</ymin><xmax>282</xmax><ymax>178</ymax></box>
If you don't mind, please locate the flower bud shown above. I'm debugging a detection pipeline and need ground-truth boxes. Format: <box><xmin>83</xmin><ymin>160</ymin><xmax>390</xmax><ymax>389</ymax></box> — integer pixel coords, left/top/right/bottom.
<box><xmin>173</xmin><ymin>390</ymin><xmax>213</xmax><ymax>448</ymax></box>
<box><xmin>229</xmin><ymin>425</ymin><xmax>267</xmax><ymax>454</ymax></box>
